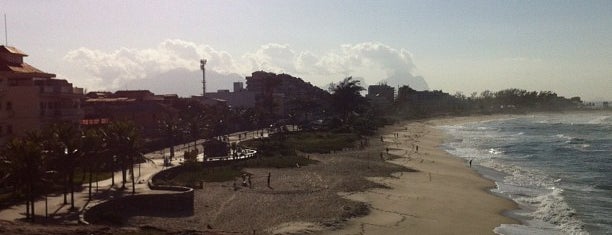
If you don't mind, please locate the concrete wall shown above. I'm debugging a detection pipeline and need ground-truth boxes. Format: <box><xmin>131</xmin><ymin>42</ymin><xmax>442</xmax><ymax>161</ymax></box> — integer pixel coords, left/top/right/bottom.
<box><xmin>82</xmin><ymin>176</ymin><xmax>194</xmax><ymax>225</ymax></box>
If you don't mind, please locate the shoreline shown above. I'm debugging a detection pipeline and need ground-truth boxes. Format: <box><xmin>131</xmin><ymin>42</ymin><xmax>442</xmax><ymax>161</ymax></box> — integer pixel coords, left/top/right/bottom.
<box><xmin>322</xmin><ymin>115</ymin><xmax>520</xmax><ymax>235</ymax></box>
<box><xmin>0</xmin><ymin>115</ymin><xmax>523</xmax><ymax>235</ymax></box>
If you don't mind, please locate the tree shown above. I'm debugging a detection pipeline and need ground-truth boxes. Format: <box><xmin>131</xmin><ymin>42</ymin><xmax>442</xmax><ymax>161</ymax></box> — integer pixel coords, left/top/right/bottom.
<box><xmin>2</xmin><ymin>132</ymin><xmax>45</xmax><ymax>222</ymax></box>
<box><xmin>106</xmin><ymin>121</ymin><xmax>142</xmax><ymax>194</ymax></box>
<box><xmin>81</xmin><ymin>127</ymin><xmax>106</xmax><ymax>200</ymax></box>
<box><xmin>45</xmin><ymin>122</ymin><xmax>82</xmax><ymax>209</ymax></box>
<box><xmin>159</xmin><ymin>117</ymin><xmax>182</xmax><ymax>162</ymax></box>
<box><xmin>328</xmin><ymin>77</ymin><xmax>367</xmax><ymax>124</ymax></box>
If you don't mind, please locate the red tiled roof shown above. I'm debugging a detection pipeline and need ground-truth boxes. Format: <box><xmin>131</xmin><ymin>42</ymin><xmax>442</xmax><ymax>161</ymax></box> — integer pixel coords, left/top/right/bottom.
<box><xmin>86</xmin><ymin>97</ymin><xmax>136</xmax><ymax>103</ymax></box>
<box><xmin>0</xmin><ymin>62</ymin><xmax>55</xmax><ymax>77</ymax></box>
<box><xmin>0</xmin><ymin>45</ymin><xmax>28</xmax><ymax>56</ymax></box>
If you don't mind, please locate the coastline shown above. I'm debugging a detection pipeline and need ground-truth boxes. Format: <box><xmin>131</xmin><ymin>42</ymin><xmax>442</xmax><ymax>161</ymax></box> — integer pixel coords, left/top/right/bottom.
<box><xmin>322</xmin><ymin>115</ymin><xmax>520</xmax><ymax>235</ymax></box>
<box><xmin>0</xmin><ymin>115</ymin><xmax>523</xmax><ymax>235</ymax></box>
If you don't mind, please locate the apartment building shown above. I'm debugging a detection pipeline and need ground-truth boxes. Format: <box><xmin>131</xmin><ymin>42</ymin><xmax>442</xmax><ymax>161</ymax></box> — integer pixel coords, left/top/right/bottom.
<box><xmin>0</xmin><ymin>45</ymin><xmax>83</xmax><ymax>144</ymax></box>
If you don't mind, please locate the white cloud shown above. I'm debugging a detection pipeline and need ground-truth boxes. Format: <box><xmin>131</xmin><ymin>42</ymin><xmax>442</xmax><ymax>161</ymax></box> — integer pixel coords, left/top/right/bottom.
<box><xmin>62</xmin><ymin>40</ymin><xmax>429</xmax><ymax>93</ymax></box>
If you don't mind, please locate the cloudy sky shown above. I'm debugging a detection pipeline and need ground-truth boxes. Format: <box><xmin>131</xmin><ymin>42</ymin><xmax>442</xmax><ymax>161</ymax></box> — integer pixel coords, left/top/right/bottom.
<box><xmin>2</xmin><ymin>0</ymin><xmax>611</xmax><ymax>100</ymax></box>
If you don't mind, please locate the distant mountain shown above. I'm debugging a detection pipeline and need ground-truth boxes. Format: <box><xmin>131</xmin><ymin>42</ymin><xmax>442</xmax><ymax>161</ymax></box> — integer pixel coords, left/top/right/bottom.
<box><xmin>380</xmin><ymin>74</ymin><xmax>429</xmax><ymax>91</ymax></box>
<box><xmin>123</xmin><ymin>68</ymin><xmax>245</xmax><ymax>96</ymax></box>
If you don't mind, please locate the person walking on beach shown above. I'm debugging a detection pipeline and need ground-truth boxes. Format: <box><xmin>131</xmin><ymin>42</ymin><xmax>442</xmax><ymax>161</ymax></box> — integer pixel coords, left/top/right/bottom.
<box><xmin>267</xmin><ymin>172</ymin><xmax>271</xmax><ymax>188</ymax></box>
<box><xmin>469</xmin><ymin>159</ymin><xmax>473</xmax><ymax>168</ymax></box>
<box><xmin>416</xmin><ymin>145</ymin><xmax>419</xmax><ymax>153</ymax></box>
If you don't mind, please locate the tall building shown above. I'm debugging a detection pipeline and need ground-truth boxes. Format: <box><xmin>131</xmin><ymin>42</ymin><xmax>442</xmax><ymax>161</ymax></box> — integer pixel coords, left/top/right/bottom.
<box><xmin>0</xmin><ymin>45</ymin><xmax>84</xmax><ymax>144</ymax></box>
<box><xmin>245</xmin><ymin>71</ymin><xmax>330</xmax><ymax>120</ymax></box>
<box><xmin>366</xmin><ymin>84</ymin><xmax>395</xmax><ymax>111</ymax></box>
<box><xmin>366</xmin><ymin>84</ymin><xmax>395</xmax><ymax>102</ymax></box>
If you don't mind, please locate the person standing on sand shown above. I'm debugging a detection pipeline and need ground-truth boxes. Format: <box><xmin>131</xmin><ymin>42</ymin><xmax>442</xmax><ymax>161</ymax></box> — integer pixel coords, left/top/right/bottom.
<box><xmin>248</xmin><ymin>175</ymin><xmax>252</xmax><ymax>188</ymax></box>
<box><xmin>267</xmin><ymin>172</ymin><xmax>271</xmax><ymax>188</ymax></box>
<box><xmin>469</xmin><ymin>159</ymin><xmax>473</xmax><ymax>168</ymax></box>
<box><xmin>416</xmin><ymin>145</ymin><xmax>419</xmax><ymax>153</ymax></box>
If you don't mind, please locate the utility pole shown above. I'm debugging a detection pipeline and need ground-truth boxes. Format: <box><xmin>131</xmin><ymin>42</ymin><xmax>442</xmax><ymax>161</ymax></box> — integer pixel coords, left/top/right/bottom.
<box><xmin>4</xmin><ymin>14</ymin><xmax>8</xmax><ymax>45</ymax></box>
<box><xmin>200</xmin><ymin>59</ymin><xmax>207</xmax><ymax>97</ymax></box>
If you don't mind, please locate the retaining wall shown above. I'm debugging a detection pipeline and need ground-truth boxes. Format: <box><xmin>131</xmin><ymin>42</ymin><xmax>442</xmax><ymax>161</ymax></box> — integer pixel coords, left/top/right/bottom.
<box><xmin>82</xmin><ymin>179</ymin><xmax>194</xmax><ymax>225</ymax></box>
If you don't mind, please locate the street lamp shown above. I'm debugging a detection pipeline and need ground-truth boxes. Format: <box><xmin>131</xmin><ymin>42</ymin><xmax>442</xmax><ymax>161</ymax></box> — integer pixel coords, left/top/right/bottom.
<box><xmin>43</xmin><ymin>170</ymin><xmax>57</xmax><ymax>222</ymax></box>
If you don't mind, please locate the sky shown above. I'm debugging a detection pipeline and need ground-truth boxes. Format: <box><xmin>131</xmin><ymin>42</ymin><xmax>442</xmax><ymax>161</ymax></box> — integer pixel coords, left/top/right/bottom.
<box><xmin>2</xmin><ymin>0</ymin><xmax>611</xmax><ymax>100</ymax></box>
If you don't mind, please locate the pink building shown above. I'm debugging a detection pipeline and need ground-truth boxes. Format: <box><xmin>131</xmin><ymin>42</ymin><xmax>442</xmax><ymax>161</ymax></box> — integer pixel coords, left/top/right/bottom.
<box><xmin>0</xmin><ymin>45</ymin><xmax>83</xmax><ymax>145</ymax></box>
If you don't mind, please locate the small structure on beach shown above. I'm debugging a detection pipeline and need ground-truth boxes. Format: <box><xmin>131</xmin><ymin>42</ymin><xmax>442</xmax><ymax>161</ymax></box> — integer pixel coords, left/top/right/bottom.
<box><xmin>203</xmin><ymin>139</ymin><xmax>229</xmax><ymax>159</ymax></box>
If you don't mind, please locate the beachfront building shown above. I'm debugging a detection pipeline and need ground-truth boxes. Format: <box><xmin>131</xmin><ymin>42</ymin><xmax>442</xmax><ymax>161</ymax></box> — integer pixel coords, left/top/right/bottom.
<box><xmin>245</xmin><ymin>71</ymin><xmax>330</xmax><ymax>122</ymax></box>
<box><xmin>0</xmin><ymin>45</ymin><xmax>84</xmax><ymax>145</ymax></box>
<box><xmin>82</xmin><ymin>90</ymin><xmax>179</xmax><ymax>138</ymax></box>
<box><xmin>366</xmin><ymin>84</ymin><xmax>395</xmax><ymax>110</ymax></box>
<box><xmin>204</xmin><ymin>82</ymin><xmax>256</xmax><ymax>108</ymax></box>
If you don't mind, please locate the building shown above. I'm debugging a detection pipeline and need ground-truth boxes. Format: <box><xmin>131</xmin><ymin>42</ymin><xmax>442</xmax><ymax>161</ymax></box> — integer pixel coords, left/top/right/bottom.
<box><xmin>82</xmin><ymin>90</ymin><xmax>179</xmax><ymax>138</ymax></box>
<box><xmin>0</xmin><ymin>45</ymin><xmax>84</xmax><ymax>144</ymax></box>
<box><xmin>366</xmin><ymin>84</ymin><xmax>395</xmax><ymax>102</ymax></box>
<box><xmin>366</xmin><ymin>84</ymin><xmax>395</xmax><ymax>110</ymax></box>
<box><xmin>203</xmin><ymin>82</ymin><xmax>256</xmax><ymax>108</ymax></box>
<box><xmin>245</xmin><ymin>71</ymin><xmax>330</xmax><ymax>119</ymax></box>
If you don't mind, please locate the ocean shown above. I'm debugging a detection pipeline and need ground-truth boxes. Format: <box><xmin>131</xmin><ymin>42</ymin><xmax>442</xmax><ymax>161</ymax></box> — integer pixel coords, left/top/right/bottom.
<box><xmin>439</xmin><ymin>112</ymin><xmax>612</xmax><ymax>235</ymax></box>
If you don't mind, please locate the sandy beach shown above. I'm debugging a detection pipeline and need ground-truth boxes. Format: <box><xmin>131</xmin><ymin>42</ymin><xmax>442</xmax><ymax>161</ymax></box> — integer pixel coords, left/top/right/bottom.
<box><xmin>321</xmin><ymin>116</ymin><xmax>519</xmax><ymax>235</ymax></box>
<box><xmin>0</xmin><ymin>116</ymin><xmax>519</xmax><ymax>235</ymax></box>
<box><xmin>125</xmin><ymin>115</ymin><xmax>518</xmax><ymax>234</ymax></box>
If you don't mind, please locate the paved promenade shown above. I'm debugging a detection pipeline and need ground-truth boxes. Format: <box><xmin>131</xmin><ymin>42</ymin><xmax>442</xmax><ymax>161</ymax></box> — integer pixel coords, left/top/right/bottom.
<box><xmin>0</xmin><ymin>128</ymin><xmax>273</xmax><ymax>224</ymax></box>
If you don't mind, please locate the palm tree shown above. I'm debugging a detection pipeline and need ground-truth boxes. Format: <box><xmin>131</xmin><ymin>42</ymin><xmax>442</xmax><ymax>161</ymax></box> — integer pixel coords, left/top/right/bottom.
<box><xmin>329</xmin><ymin>77</ymin><xmax>367</xmax><ymax>124</ymax></box>
<box><xmin>2</xmin><ymin>132</ymin><xmax>45</xmax><ymax>222</ymax></box>
<box><xmin>159</xmin><ymin>117</ymin><xmax>182</xmax><ymax>162</ymax></box>
<box><xmin>45</xmin><ymin>122</ymin><xmax>82</xmax><ymax>209</ymax></box>
<box><xmin>106</xmin><ymin>121</ymin><xmax>142</xmax><ymax>194</ymax></box>
<box><xmin>97</xmin><ymin>126</ymin><xmax>117</xmax><ymax>187</ymax></box>
<box><xmin>81</xmin><ymin>127</ymin><xmax>105</xmax><ymax>200</ymax></box>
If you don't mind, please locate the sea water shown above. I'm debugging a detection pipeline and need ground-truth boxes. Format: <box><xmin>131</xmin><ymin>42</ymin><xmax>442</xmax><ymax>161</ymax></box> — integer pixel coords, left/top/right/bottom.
<box><xmin>439</xmin><ymin>113</ymin><xmax>612</xmax><ymax>235</ymax></box>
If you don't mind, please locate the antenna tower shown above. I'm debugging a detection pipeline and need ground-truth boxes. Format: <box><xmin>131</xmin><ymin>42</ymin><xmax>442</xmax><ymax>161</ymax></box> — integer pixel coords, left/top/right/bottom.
<box><xmin>200</xmin><ymin>59</ymin><xmax>207</xmax><ymax>97</ymax></box>
<box><xmin>4</xmin><ymin>14</ymin><xmax>7</xmax><ymax>45</ymax></box>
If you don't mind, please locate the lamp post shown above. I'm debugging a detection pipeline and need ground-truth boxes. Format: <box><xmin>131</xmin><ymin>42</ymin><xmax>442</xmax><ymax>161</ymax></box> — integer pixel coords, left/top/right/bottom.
<box><xmin>44</xmin><ymin>170</ymin><xmax>57</xmax><ymax>222</ymax></box>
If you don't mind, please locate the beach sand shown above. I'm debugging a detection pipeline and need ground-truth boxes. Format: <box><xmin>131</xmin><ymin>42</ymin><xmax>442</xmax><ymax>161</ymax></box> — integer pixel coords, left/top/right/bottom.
<box><xmin>0</xmin><ymin>116</ymin><xmax>519</xmax><ymax>235</ymax></box>
<box><xmin>321</xmin><ymin>116</ymin><xmax>519</xmax><ymax>235</ymax></box>
<box><xmin>126</xmin><ymin>115</ymin><xmax>518</xmax><ymax>234</ymax></box>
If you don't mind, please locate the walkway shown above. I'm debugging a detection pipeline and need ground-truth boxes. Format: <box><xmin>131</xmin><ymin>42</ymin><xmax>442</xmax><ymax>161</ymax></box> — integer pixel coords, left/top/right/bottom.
<box><xmin>0</xmin><ymin>127</ymin><xmax>280</xmax><ymax>223</ymax></box>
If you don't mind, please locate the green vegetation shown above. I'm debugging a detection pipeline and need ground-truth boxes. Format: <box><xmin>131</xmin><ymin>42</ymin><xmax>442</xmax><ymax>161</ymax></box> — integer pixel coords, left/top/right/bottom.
<box><xmin>151</xmin><ymin>131</ymin><xmax>356</xmax><ymax>187</ymax></box>
<box><xmin>73</xmin><ymin>169</ymin><xmax>113</xmax><ymax>185</ymax></box>
<box><xmin>154</xmin><ymin>164</ymin><xmax>243</xmax><ymax>187</ymax></box>
<box><xmin>241</xmin><ymin>131</ymin><xmax>358</xmax><ymax>155</ymax></box>
<box><xmin>239</xmin><ymin>155</ymin><xmax>317</xmax><ymax>169</ymax></box>
<box><xmin>286</xmin><ymin>131</ymin><xmax>358</xmax><ymax>153</ymax></box>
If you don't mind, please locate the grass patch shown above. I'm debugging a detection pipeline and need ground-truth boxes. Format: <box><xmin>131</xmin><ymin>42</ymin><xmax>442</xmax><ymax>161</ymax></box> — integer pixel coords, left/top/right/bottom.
<box><xmin>286</xmin><ymin>131</ymin><xmax>358</xmax><ymax>153</ymax></box>
<box><xmin>240</xmin><ymin>131</ymin><xmax>358</xmax><ymax>155</ymax></box>
<box><xmin>73</xmin><ymin>169</ymin><xmax>114</xmax><ymax>185</ymax></box>
<box><xmin>239</xmin><ymin>155</ymin><xmax>318</xmax><ymax>168</ymax></box>
<box><xmin>153</xmin><ymin>131</ymin><xmax>356</xmax><ymax>186</ymax></box>
<box><xmin>153</xmin><ymin>164</ymin><xmax>243</xmax><ymax>187</ymax></box>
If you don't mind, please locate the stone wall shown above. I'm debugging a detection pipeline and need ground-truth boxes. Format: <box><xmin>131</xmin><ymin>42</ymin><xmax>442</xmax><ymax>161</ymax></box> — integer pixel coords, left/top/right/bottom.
<box><xmin>82</xmin><ymin>180</ymin><xmax>194</xmax><ymax>225</ymax></box>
